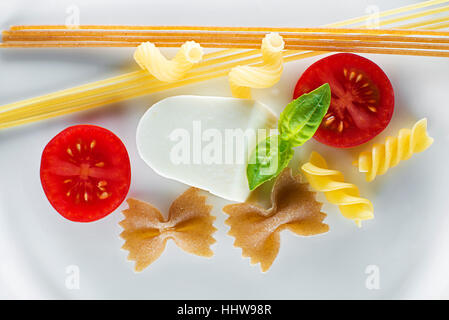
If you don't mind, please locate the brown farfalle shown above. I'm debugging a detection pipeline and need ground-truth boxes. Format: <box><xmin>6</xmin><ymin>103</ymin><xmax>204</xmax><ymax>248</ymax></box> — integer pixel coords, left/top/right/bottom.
<box><xmin>120</xmin><ymin>187</ymin><xmax>217</xmax><ymax>272</ymax></box>
<box><xmin>223</xmin><ymin>168</ymin><xmax>329</xmax><ymax>272</ymax></box>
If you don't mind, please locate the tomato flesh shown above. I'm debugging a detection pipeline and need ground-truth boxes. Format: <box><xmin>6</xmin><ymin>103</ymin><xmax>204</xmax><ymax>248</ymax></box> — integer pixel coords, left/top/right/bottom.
<box><xmin>40</xmin><ymin>125</ymin><xmax>131</xmax><ymax>222</ymax></box>
<box><xmin>294</xmin><ymin>53</ymin><xmax>394</xmax><ymax>148</ymax></box>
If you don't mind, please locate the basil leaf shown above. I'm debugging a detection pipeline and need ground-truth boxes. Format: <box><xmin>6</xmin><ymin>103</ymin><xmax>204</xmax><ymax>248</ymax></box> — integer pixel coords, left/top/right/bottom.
<box><xmin>278</xmin><ymin>83</ymin><xmax>331</xmax><ymax>147</ymax></box>
<box><xmin>246</xmin><ymin>83</ymin><xmax>331</xmax><ymax>191</ymax></box>
<box><xmin>247</xmin><ymin>135</ymin><xmax>293</xmax><ymax>190</ymax></box>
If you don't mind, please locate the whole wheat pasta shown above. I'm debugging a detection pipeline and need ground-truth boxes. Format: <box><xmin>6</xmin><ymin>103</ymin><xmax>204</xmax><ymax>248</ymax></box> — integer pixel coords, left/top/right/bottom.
<box><xmin>120</xmin><ymin>188</ymin><xmax>216</xmax><ymax>271</ymax></box>
<box><xmin>223</xmin><ymin>168</ymin><xmax>328</xmax><ymax>272</ymax></box>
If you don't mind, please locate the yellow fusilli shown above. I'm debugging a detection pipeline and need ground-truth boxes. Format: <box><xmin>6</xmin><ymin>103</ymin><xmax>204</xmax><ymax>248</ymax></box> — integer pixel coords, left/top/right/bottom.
<box><xmin>354</xmin><ymin>118</ymin><xmax>434</xmax><ymax>182</ymax></box>
<box><xmin>133</xmin><ymin>40</ymin><xmax>204</xmax><ymax>82</ymax></box>
<box><xmin>301</xmin><ymin>152</ymin><xmax>374</xmax><ymax>227</ymax></box>
<box><xmin>228</xmin><ymin>32</ymin><xmax>284</xmax><ymax>99</ymax></box>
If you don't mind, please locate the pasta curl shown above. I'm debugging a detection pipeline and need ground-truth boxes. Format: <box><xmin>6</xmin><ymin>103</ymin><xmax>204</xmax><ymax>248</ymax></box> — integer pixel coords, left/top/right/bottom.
<box><xmin>354</xmin><ymin>118</ymin><xmax>434</xmax><ymax>182</ymax></box>
<box><xmin>134</xmin><ymin>40</ymin><xmax>203</xmax><ymax>82</ymax></box>
<box><xmin>301</xmin><ymin>152</ymin><xmax>374</xmax><ymax>227</ymax></box>
<box><xmin>228</xmin><ymin>32</ymin><xmax>284</xmax><ymax>99</ymax></box>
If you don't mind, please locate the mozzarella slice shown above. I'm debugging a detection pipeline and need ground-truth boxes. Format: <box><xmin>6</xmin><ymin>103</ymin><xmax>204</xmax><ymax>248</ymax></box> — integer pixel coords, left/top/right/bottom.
<box><xmin>136</xmin><ymin>95</ymin><xmax>277</xmax><ymax>202</ymax></box>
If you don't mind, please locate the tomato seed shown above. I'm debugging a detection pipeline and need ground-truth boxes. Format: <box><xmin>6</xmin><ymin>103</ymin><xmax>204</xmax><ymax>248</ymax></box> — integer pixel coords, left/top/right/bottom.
<box><xmin>338</xmin><ymin>121</ymin><xmax>344</xmax><ymax>133</ymax></box>
<box><xmin>99</xmin><ymin>192</ymin><xmax>109</xmax><ymax>200</ymax></box>
<box><xmin>349</xmin><ymin>71</ymin><xmax>356</xmax><ymax>81</ymax></box>
<box><xmin>324</xmin><ymin>116</ymin><xmax>335</xmax><ymax>126</ymax></box>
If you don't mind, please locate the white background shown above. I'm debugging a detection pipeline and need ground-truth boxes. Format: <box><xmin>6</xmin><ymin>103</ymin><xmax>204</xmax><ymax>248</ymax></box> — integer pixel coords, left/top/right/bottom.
<box><xmin>0</xmin><ymin>0</ymin><xmax>448</xmax><ymax>299</ymax></box>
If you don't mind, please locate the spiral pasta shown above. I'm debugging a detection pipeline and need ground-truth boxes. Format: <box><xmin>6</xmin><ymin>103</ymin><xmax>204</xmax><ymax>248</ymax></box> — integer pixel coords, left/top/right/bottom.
<box><xmin>301</xmin><ymin>152</ymin><xmax>374</xmax><ymax>227</ymax></box>
<box><xmin>133</xmin><ymin>40</ymin><xmax>204</xmax><ymax>82</ymax></box>
<box><xmin>354</xmin><ymin>118</ymin><xmax>434</xmax><ymax>182</ymax></box>
<box><xmin>228</xmin><ymin>32</ymin><xmax>284</xmax><ymax>99</ymax></box>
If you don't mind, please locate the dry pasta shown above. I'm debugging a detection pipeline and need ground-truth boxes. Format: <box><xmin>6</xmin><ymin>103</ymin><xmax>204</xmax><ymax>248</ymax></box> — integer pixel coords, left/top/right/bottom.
<box><xmin>301</xmin><ymin>152</ymin><xmax>374</xmax><ymax>227</ymax></box>
<box><xmin>354</xmin><ymin>118</ymin><xmax>434</xmax><ymax>182</ymax></box>
<box><xmin>120</xmin><ymin>188</ymin><xmax>216</xmax><ymax>271</ymax></box>
<box><xmin>133</xmin><ymin>40</ymin><xmax>204</xmax><ymax>82</ymax></box>
<box><xmin>223</xmin><ymin>168</ymin><xmax>329</xmax><ymax>272</ymax></box>
<box><xmin>228</xmin><ymin>32</ymin><xmax>284</xmax><ymax>99</ymax></box>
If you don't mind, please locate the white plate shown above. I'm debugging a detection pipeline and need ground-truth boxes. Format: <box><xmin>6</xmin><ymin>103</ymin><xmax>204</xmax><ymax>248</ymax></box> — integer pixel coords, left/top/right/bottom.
<box><xmin>1</xmin><ymin>0</ymin><xmax>449</xmax><ymax>299</ymax></box>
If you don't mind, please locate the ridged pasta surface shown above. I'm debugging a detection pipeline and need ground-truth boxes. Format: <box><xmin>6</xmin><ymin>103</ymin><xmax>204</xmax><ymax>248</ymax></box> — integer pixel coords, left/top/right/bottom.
<box><xmin>301</xmin><ymin>151</ymin><xmax>374</xmax><ymax>227</ymax></box>
<box><xmin>354</xmin><ymin>118</ymin><xmax>433</xmax><ymax>182</ymax></box>
<box><xmin>229</xmin><ymin>32</ymin><xmax>284</xmax><ymax>99</ymax></box>
<box><xmin>133</xmin><ymin>40</ymin><xmax>203</xmax><ymax>82</ymax></box>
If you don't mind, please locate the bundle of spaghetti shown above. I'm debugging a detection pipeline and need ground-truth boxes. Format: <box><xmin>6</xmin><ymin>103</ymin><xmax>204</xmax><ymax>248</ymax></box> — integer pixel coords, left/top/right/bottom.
<box><xmin>3</xmin><ymin>26</ymin><xmax>449</xmax><ymax>55</ymax></box>
<box><xmin>4</xmin><ymin>0</ymin><xmax>449</xmax><ymax>48</ymax></box>
<box><xmin>229</xmin><ymin>32</ymin><xmax>284</xmax><ymax>98</ymax></box>
<box><xmin>301</xmin><ymin>152</ymin><xmax>374</xmax><ymax>227</ymax></box>
<box><xmin>354</xmin><ymin>118</ymin><xmax>434</xmax><ymax>182</ymax></box>
<box><xmin>1</xmin><ymin>0</ymin><xmax>449</xmax><ymax>129</ymax></box>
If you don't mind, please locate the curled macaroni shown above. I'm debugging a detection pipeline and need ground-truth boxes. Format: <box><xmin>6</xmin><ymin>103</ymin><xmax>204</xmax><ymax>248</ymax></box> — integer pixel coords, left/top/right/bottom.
<box><xmin>301</xmin><ymin>152</ymin><xmax>374</xmax><ymax>227</ymax></box>
<box><xmin>228</xmin><ymin>32</ymin><xmax>284</xmax><ymax>99</ymax></box>
<box><xmin>133</xmin><ymin>40</ymin><xmax>204</xmax><ymax>82</ymax></box>
<box><xmin>354</xmin><ymin>118</ymin><xmax>434</xmax><ymax>182</ymax></box>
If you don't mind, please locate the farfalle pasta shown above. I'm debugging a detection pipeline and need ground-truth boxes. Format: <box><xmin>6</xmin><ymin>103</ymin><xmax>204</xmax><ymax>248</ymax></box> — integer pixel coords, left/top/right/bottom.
<box><xmin>134</xmin><ymin>40</ymin><xmax>204</xmax><ymax>82</ymax></box>
<box><xmin>120</xmin><ymin>187</ymin><xmax>216</xmax><ymax>271</ymax></box>
<box><xmin>301</xmin><ymin>151</ymin><xmax>374</xmax><ymax>227</ymax></box>
<box><xmin>228</xmin><ymin>32</ymin><xmax>284</xmax><ymax>99</ymax></box>
<box><xmin>223</xmin><ymin>168</ymin><xmax>329</xmax><ymax>272</ymax></box>
<box><xmin>354</xmin><ymin>118</ymin><xmax>434</xmax><ymax>182</ymax></box>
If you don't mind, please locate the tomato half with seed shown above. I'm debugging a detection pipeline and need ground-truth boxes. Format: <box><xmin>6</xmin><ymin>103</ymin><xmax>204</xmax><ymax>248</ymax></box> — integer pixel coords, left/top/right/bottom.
<box><xmin>294</xmin><ymin>53</ymin><xmax>394</xmax><ymax>148</ymax></box>
<box><xmin>40</xmin><ymin>125</ymin><xmax>131</xmax><ymax>222</ymax></box>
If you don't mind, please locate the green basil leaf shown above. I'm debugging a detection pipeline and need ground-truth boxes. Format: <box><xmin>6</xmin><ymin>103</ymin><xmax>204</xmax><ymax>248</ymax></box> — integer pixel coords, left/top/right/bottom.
<box><xmin>246</xmin><ymin>83</ymin><xmax>331</xmax><ymax>191</ymax></box>
<box><xmin>247</xmin><ymin>135</ymin><xmax>293</xmax><ymax>190</ymax></box>
<box><xmin>278</xmin><ymin>83</ymin><xmax>331</xmax><ymax>147</ymax></box>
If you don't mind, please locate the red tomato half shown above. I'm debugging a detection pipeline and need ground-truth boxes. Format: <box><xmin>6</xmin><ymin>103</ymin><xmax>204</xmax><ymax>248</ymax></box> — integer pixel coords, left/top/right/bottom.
<box><xmin>294</xmin><ymin>53</ymin><xmax>394</xmax><ymax>148</ymax></box>
<box><xmin>40</xmin><ymin>125</ymin><xmax>131</xmax><ymax>222</ymax></box>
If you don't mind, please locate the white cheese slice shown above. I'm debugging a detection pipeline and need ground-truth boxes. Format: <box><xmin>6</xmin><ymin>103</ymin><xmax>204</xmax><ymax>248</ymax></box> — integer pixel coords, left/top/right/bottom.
<box><xmin>136</xmin><ymin>95</ymin><xmax>277</xmax><ymax>202</ymax></box>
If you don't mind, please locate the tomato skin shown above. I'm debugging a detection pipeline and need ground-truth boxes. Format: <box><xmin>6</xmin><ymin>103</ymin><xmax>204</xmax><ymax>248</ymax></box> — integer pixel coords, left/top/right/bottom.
<box><xmin>294</xmin><ymin>53</ymin><xmax>394</xmax><ymax>148</ymax></box>
<box><xmin>40</xmin><ymin>125</ymin><xmax>131</xmax><ymax>222</ymax></box>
